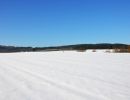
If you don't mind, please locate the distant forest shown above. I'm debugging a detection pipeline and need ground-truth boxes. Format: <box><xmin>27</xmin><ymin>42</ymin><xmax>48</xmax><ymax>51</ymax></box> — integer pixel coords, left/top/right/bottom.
<box><xmin>0</xmin><ymin>43</ymin><xmax>129</xmax><ymax>52</ymax></box>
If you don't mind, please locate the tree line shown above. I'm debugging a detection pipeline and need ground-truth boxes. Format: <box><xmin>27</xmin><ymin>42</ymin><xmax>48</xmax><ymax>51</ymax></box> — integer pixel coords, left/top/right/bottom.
<box><xmin>0</xmin><ymin>43</ymin><xmax>130</xmax><ymax>53</ymax></box>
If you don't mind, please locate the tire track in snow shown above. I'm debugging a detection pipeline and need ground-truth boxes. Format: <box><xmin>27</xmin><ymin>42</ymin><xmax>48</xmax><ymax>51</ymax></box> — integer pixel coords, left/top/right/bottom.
<box><xmin>8</xmin><ymin>55</ymin><xmax>130</xmax><ymax>90</ymax></box>
<box><xmin>1</xmin><ymin>52</ymin><xmax>130</xmax><ymax>100</ymax></box>
<box><xmin>0</xmin><ymin>65</ymin><xmax>44</xmax><ymax>100</ymax></box>
<box><xmin>0</xmin><ymin>60</ymin><xmax>110</xmax><ymax>100</ymax></box>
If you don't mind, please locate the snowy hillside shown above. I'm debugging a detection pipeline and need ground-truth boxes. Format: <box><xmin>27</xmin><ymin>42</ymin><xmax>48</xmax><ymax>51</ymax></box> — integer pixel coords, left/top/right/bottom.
<box><xmin>0</xmin><ymin>51</ymin><xmax>130</xmax><ymax>100</ymax></box>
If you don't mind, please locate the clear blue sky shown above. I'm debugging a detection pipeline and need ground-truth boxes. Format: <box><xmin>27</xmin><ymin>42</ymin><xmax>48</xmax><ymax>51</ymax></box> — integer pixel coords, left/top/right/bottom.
<box><xmin>0</xmin><ymin>0</ymin><xmax>130</xmax><ymax>46</ymax></box>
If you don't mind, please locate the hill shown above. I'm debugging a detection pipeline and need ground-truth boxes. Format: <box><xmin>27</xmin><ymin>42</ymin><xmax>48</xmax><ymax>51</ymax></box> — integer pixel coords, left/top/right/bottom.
<box><xmin>0</xmin><ymin>43</ymin><xmax>129</xmax><ymax>52</ymax></box>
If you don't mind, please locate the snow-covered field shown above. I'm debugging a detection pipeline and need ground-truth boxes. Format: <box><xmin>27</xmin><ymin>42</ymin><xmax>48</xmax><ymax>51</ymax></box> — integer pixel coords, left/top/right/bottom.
<box><xmin>0</xmin><ymin>50</ymin><xmax>130</xmax><ymax>100</ymax></box>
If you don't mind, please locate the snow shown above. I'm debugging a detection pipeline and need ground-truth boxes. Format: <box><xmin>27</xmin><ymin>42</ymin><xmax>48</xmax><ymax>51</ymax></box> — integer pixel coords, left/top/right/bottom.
<box><xmin>0</xmin><ymin>50</ymin><xmax>130</xmax><ymax>100</ymax></box>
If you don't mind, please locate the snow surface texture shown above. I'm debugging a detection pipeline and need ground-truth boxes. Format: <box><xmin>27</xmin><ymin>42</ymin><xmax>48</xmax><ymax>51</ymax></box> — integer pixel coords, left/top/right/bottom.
<box><xmin>0</xmin><ymin>50</ymin><xmax>130</xmax><ymax>100</ymax></box>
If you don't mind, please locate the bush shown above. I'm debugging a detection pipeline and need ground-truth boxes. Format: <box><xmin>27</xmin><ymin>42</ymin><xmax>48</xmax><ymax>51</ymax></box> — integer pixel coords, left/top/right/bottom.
<box><xmin>76</xmin><ymin>47</ymin><xmax>87</xmax><ymax>52</ymax></box>
<box><xmin>92</xmin><ymin>49</ymin><xmax>96</xmax><ymax>52</ymax></box>
<box><xmin>128</xmin><ymin>46</ymin><xmax>130</xmax><ymax>52</ymax></box>
<box><xmin>113</xmin><ymin>46</ymin><xmax>130</xmax><ymax>53</ymax></box>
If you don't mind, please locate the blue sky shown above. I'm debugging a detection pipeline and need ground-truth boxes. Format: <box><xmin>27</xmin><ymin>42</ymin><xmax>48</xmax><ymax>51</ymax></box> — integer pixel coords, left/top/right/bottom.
<box><xmin>0</xmin><ymin>0</ymin><xmax>130</xmax><ymax>46</ymax></box>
